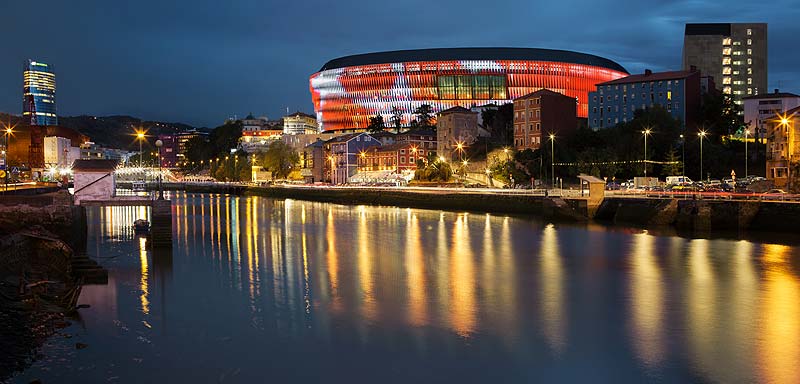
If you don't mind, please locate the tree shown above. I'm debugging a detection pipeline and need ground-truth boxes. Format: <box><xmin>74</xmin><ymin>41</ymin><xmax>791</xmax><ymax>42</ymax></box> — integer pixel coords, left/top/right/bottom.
<box><xmin>700</xmin><ymin>92</ymin><xmax>743</xmax><ymax>142</ymax></box>
<box><xmin>257</xmin><ymin>141</ymin><xmax>299</xmax><ymax>179</ymax></box>
<box><xmin>414</xmin><ymin>153</ymin><xmax>452</xmax><ymax>181</ymax></box>
<box><xmin>661</xmin><ymin>147</ymin><xmax>683</xmax><ymax>176</ymax></box>
<box><xmin>390</xmin><ymin>107</ymin><xmax>403</xmax><ymax>133</ymax></box>
<box><xmin>367</xmin><ymin>115</ymin><xmax>386</xmax><ymax>133</ymax></box>
<box><xmin>413</xmin><ymin>104</ymin><xmax>435</xmax><ymax>128</ymax></box>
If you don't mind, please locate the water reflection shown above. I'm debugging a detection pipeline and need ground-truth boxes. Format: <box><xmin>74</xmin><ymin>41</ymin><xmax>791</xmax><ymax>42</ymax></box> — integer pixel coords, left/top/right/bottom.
<box><xmin>628</xmin><ymin>231</ymin><xmax>664</xmax><ymax>367</ymax></box>
<box><xmin>759</xmin><ymin>244</ymin><xmax>800</xmax><ymax>384</ymax></box>
<box><xmin>539</xmin><ymin>223</ymin><xmax>566</xmax><ymax>354</ymax></box>
<box><xmin>27</xmin><ymin>193</ymin><xmax>800</xmax><ymax>383</ymax></box>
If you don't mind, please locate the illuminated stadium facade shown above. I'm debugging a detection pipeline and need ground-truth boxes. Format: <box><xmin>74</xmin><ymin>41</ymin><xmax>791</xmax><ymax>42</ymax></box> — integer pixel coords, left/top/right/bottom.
<box><xmin>310</xmin><ymin>48</ymin><xmax>629</xmax><ymax>131</ymax></box>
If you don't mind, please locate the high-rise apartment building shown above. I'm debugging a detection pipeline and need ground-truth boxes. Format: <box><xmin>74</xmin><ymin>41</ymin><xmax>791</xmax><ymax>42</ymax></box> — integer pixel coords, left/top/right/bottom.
<box><xmin>23</xmin><ymin>59</ymin><xmax>58</xmax><ymax>126</ymax></box>
<box><xmin>682</xmin><ymin>23</ymin><xmax>767</xmax><ymax>109</ymax></box>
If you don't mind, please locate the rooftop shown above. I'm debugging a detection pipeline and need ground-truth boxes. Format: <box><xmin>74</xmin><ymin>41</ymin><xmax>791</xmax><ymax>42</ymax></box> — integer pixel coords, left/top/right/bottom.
<box><xmin>284</xmin><ymin>111</ymin><xmax>316</xmax><ymax>119</ymax></box>
<box><xmin>596</xmin><ymin>70</ymin><xmax>698</xmax><ymax>86</ymax></box>
<box><xmin>515</xmin><ymin>88</ymin><xmax>572</xmax><ymax>100</ymax></box>
<box><xmin>72</xmin><ymin>159</ymin><xmax>119</xmax><ymax>172</ymax></box>
<box><xmin>437</xmin><ymin>106</ymin><xmax>474</xmax><ymax>115</ymax></box>
<box><xmin>318</xmin><ymin>47</ymin><xmax>628</xmax><ymax>73</ymax></box>
<box><xmin>743</xmin><ymin>90</ymin><xmax>800</xmax><ymax>100</ymax></box>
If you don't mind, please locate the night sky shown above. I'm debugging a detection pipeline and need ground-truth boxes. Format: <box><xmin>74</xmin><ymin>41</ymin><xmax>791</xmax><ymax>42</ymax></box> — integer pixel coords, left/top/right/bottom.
<box><xmin>1</xmin><ymin>0</ymin><xmax>798</xmax><ymax>128</ymax></box>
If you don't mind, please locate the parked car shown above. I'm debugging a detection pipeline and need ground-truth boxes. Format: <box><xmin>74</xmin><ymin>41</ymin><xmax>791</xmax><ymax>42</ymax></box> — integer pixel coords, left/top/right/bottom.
<box><xmin>606</xmin><ymin>182</ymin><xmax>621</xmax><ymax>190</ymax></box>
<box><xmin>760</xmin><ymin>189</ymin><xmax>787</xmax><ymax>199</ymax></box>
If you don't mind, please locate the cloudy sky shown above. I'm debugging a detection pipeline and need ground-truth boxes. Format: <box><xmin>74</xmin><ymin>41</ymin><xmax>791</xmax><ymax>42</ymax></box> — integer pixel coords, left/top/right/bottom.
<box><xmin>1</xmin><ymin>0</ymin><xmax>798</xmax><ymax>127</ymax></box>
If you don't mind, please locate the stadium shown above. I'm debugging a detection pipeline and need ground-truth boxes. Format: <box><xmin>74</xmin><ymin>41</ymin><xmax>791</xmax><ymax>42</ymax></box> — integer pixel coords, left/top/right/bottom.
<box><xmin>309</xmin><ymin>47</ymin><xmax>629</xmax><ymax>131</ymax></box>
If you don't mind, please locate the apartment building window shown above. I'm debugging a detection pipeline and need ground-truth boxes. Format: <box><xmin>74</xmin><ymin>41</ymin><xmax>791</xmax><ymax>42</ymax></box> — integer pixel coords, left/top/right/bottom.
<box><xmin>747</xmin><ymin>58</ymin><xmax>752</xmax><ymax>65</ymax></box>
<box><xmin>747</xmin><ymin>28</ymin><xmax>752</xmax><ymax>35</ymax></box>
<box><xmin>747</xmin><ymin>78</ymin><xmax>752</xmax><ymax>85</ymax></box>
<box><xmin>747</xmin><ymin>38</ymin><xmax>752</xmax><ymax>45</ymax></box>
<box><xmin>536</xmin><ymin>123</ymin><xmax>540</xmax><ymax>131</ymax></box>
<box><xmin>747</xmin><ymin>68</ymin><xmax>752</xmax><ymax>75</ymax></box>
<box><xmin>747</xmin><ymin>48</ymin><xmax>752</xmax><ymax>55</ymax></box>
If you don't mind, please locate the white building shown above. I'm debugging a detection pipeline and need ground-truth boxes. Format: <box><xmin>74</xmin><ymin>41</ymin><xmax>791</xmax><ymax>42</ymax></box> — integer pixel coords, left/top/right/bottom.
<box><xmin>283</xmin><ymin>112</ymin><xmax>318</xmax><ymax>135</ymax></box>
<box><xmin>72</xmin><ymin>159</ymin><xmax>119</xmax><ymax>205</ymax></box>
<box><xmin>743</xmin><ymin>89</ymin><xmax>800</xmax><ymax>140</ymax></box>
<box><xmin>44</xmin><ymin>136</ymin><xmax>81</xmax><ymax>168</ymax></box>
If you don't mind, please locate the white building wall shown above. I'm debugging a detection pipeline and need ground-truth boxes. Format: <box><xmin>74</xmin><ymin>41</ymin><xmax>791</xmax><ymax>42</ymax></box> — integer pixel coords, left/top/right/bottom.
<box><xmin>73</xmin><ymin>171</ymin><xmax>116</xmax><ymax>205</ymax></box>
<box><xmin>744</xmin><ymin>96</ymin><xmax>800</xmax><ymax>137</ymax></box>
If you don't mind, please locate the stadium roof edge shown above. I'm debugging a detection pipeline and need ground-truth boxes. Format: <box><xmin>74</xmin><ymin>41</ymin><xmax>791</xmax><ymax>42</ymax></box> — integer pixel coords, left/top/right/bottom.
<box><xmin>317</xmin><ymin>47</ymin><xmax>628</xmax><ymax>74</ymax></box>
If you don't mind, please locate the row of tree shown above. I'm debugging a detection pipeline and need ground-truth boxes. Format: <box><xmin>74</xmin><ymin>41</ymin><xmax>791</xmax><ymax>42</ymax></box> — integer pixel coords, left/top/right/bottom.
<box><xmin>183</xmin><ymin>120</ymin><xmax>300</xmax><ymax>182</ymax></box>
<box><xmin>367</xmin><ymin>105</ymin><xmax>436</xmax><ymax>133</ymax></box>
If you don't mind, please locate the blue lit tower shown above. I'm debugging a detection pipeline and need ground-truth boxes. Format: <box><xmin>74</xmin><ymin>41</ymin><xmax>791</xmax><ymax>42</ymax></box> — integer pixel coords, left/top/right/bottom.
<box><xmin>23</xmin><ymin>59</ymin><xmax>58</xmax><ymax>126</ymax></box>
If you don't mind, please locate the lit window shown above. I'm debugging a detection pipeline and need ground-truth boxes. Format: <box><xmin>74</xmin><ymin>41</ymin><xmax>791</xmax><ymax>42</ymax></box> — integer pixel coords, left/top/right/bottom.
<box><xmin>723</xmin><ymin>37</ymin><xmax>732</xmax><ymax>45</ymax></box>
<box><xmin>747</xmin><ymin>58</ymin><xmax>752</xmax><ymax>65</ymax></box>
<box><xmin>747</xmin><ymin>28</ymin><xmax>752</xmax><ymax>35</ymax></box>
<box><xmin>747</xmin><ymin>39</ymin><xmax>752</xmax><ymax>45</ymax></box>
<box><xmin>747</xmin><ymin>78</ymin><xmax>752</xmax><ymax>85</ymax></box>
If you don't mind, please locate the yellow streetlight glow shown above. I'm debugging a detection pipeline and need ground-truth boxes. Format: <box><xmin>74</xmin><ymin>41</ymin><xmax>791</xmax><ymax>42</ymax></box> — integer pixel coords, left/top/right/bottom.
<box><xmin>549</xmin><ymin>133</ymin><xmax>555</xmax><ymax>140</ymax></box>
<box><xmin>439</xmin><ymin>156</ymin><xmax>446</xmax><ymax>162</ymax></box>
<box><xmin>462</xmin><ymin>160</ymin><xmax>468</xmax><ymax>166</ymax></box>
<box><xmin>456</xmin><ymin>142</ymin><xmax>463</xmax><ymax>150</ymax></box>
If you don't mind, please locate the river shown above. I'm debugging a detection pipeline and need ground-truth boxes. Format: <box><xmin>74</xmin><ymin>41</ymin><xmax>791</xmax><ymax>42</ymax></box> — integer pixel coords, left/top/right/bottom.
<box><xmin>10</xmin><ymin>192</ymin><xmax>800</xmax><ymax>383</ymax></box>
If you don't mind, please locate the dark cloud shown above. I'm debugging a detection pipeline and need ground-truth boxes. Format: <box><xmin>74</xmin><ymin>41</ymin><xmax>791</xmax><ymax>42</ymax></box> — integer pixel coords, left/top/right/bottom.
<box><xmin>0</xmin><ymin>0</ymin><xmax>797</xmax><ymax>127</ymax></box>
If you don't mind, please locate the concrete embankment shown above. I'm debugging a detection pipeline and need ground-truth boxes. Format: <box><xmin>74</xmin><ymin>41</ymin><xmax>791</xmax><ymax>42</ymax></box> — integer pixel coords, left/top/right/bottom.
<box><xmin>595</xmin><ymin>197</ymin><xmax>800</xmax><ymax>233</ymax></box>
<box><xmin>151</xmin><ymin>182</ymin><xmax>589</xmax><ymax>222</ymax></box>
<box><xmin>151</xmin><ymin>182</ymin><xmax>800</xmax><ymax>234</ymax></box>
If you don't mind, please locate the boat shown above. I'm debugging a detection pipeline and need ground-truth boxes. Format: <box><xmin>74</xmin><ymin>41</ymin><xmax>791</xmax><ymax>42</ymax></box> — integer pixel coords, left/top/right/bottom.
<box><xmin>133</xmin><ymin>219</ymin><xmax>150</xmax><ymax>233</ymax></box>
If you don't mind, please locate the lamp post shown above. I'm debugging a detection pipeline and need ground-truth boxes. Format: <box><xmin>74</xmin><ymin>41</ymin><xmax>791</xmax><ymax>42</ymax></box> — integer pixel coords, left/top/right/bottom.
<box><xmin>779</xmin><ymin>116</ymin><xmax>792</xmax><ymax>181</ymax></box>
<box><xmin>4</xmin><ymin>126</ymin><xmax>12</xmax><ymax>190</ymax></box>
<box><xmin>744</xmin><ymin>129</ymin><xmax>750</xmax><ymax>177</ymax></box>
<box><xmin>549</xmin><ymin>133</ymin><xmax>555</xmax><ymax>189</ymax></box>
<box><xmin>155</xmin><ymin>139</ymin><xmax>164</xmax><ymax>200</ymax></box>
<box><xmin>642</xmin><ymin>128</ymin><xmax>652</xmax><ymax>178</ymax></box>
<box><xmin>680</xmin><ymin>134</ymin><xmax>685</xmax><ymax>178</ymax></box>
<box><xmin>698</xmin><ymin>130</ymin><xmax>708</xmax><ymax>182</ymax></box>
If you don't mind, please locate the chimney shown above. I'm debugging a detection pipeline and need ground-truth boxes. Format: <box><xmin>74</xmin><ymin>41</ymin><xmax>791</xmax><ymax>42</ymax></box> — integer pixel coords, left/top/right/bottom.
<box><xmin>644</xmin><ymin>69</ymin><xmax>652</xmax><ymax>76</ymax></box>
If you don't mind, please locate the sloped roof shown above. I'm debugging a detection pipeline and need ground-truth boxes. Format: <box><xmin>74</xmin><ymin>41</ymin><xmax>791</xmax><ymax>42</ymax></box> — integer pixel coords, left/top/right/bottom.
<box><xmin>72</xmin><ymin>159</ymin><xmax>119</xmax><ymax>172</ymax></box>
<box><xmin>597</xmin><ymin>70</ymin><xmax>697</xmax><ymax>86</ymax></box>
<box><xmin>514</xmin><ymin>88</ymin><xmax>572</xmax><ymax>100</ymax></box>
<box><xmin>437</xmin><ymin>106</ymin><xmax>474</xmax><ymax>115</ymax></box>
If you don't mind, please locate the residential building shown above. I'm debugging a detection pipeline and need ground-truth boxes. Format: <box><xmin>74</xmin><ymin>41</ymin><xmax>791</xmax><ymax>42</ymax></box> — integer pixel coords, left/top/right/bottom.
<box><xmin>283</xmin><ymin>112</ymin><xmax>318</xmax><ymax>135</ymax></box>
<box><xmin>765</xmin><ymin>105</ymin><xmax>800</xmax><ymax>187</ymax></box>
<box><xmin>369</xmin><ymin>131</ymin><xmax>396</xmax><ymax>146</ymax></box>
<box><xmin>437</xmin><ymin>106</ymin><xmax>479</xmax><ymax>160</ymax></box>
<box><xmin>240</xmin><ymin>114</ymin><xmax>283</xmax><ymax>152</ymax></box>
<box><xmin>301</xmin><ymin>139</ymin><xmax>326</xmax><ymax>183</ymax></box>
<box><xmin>283</xmin><ymin>132</ymin><xmax>346</xmax><ymax>153</ymax></box>
<box><xmin>682</xmin><ymin>23</ymin><xmax>767</xmax><ymax>108</ymax></box>
<box><xmin>43</xmin><ymin>136</ymin><xmax>79</xmax><ymax>168</ymax></box>
<box><xmin>588</xmin><ymin>69</ymin><xmax>701</xmax><ymax>130</ymax></box>
<box><xmin>471</xmin><ymin>103</ymin><xmax>499</xmax><ymax>128</ymax></box>
<box><xmin>23</xmin><ymin>59</ymin><xmax>58</xmax><ymax>126</ymax></box>
<box><xmin>743</xmin><ymin>89</ymin><xmax>800</xmax><ymax>141</ymax></box>
<box><xmin>360</xmin><ymin>142</ymin><xmax>422</xmax><ymax>172</ymax></box>
<box><xmin>513</xmin><ymin>89</ymin><xmax>577</xmax><ymax>150</ymax></box>
<box><xmin>156</xmin><ymin>134</ymin><xmax>180</xmax><ymax>168</ymax></box>
<box><xmin>395</xmin><ymin>127</ymin><xmax>437</xmax><ymax>156</ymax></box>
<box><xmin>326</xmin><ymin>133</ymin><xmax>381</xmax><ymax>184</ymax></box>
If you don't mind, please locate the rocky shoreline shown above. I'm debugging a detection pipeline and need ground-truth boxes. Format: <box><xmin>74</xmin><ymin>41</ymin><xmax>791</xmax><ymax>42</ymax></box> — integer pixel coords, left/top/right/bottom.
<box><xmin>0</xmin><ymin>191</ymin><xmax>87</xmax><ymax>382</ymax></box>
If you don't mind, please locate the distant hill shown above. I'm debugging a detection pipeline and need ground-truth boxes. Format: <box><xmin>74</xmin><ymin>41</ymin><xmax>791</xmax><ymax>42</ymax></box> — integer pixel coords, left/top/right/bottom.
<box><xmin>0</xmin><ymin>112</ymin><xmax>210</xmax><ymax>150</ymax></box>
<box><xmin>57</xmin><ymin>115</ymin><xmax>201</xmax><ymax>150</ymax></box>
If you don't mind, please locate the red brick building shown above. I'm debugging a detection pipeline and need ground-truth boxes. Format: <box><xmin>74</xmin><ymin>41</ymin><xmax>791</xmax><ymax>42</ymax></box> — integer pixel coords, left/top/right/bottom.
<box><xmin>513</xmin><ymin>89</ymin><xmax>577</xmax><ymax>151</ymax></box>
<box><xmin>359</xmin><ymin>142</ymin><xmax>426</xmax><ymax>172</ymax></box>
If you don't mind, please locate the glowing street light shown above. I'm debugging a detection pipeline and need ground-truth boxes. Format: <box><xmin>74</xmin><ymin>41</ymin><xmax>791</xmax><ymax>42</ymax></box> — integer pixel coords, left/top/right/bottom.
<box><xmin>549</xmin><ymin>133</ymin><xmax>556</xmax><ymax>189</ymax></box>
<box><xmin>642</xmin><ymin>127</ymin><xmax>652</xmax><ymax>178</ymax></box>
<box><xmin>698</xmin><ymin>130</ymin><xmax>708</xmax><ymax>182</ymax></box>
<box><xmin>744</xmin><ymin>128</ymin><xmax>750</xmax><ymax>177</ymax></box>
<box><xmin>134</xmin><ymin>129</ymin><xmax>147</xmax><ymax>169</ymax></box>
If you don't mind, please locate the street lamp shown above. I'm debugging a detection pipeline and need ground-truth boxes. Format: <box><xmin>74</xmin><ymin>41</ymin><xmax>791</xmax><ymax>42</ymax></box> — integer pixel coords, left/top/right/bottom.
<box><xmin>698</xmin><ymin>130</ymin><xmax>708</xmax><ymax>182</ymax></box>
<box><xmin>680</xmin><ymin>134</ymin><xmax>685</xmax><ymax>178</ymax></box>
<box><xmin>549</xmin><ymin>133</ymin><xmax>555</xmax><ymax>189</ymax></box>
<box><xmin>744</xmin><ymin>129</ymin><xmax>750</xmax><ymax>177</ymax></box>
<box><xmin>642</xmin><ymin>128</ymin><xmax>652</xmax><ymax>178</ymax></box>
<box><xmin>3</xmin><ymin>126</ymin><xmax>13</xmax><ymax>190</ymax></box>
<box><xmin>135</xmin><ymin>130</ymin><xmax>146</xmax><ymax>168</ymax></box>
<box><xmin>155</xmin><ymin>139</ymin><xmax>164</xmax><ymax>200</ymax></box>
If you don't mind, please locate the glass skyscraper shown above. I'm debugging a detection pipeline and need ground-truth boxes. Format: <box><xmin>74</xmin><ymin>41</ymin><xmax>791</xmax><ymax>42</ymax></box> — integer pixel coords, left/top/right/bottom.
<box><xmin>23</xmin><ymin>59</ymin><xmax>58</xmax><ymax>126</ymax></box>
